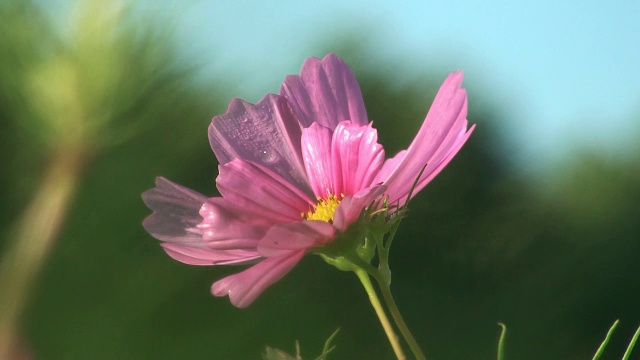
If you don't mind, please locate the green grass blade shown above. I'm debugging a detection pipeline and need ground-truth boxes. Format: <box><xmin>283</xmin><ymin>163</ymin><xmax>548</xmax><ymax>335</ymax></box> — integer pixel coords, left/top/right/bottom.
<box><xmin>592</xmin><ymin>320</ymin><xmax>619</xmax><ymax>360</ymax></box>
<box><xmin>621</xmin><ymin>323</ymin><xmax>640</xmax><ymax>360</ymax></box>
<box><xmin>497</xmin><ymin>322</ymin><xmax>507</xmax><ymax>360</ymax></box>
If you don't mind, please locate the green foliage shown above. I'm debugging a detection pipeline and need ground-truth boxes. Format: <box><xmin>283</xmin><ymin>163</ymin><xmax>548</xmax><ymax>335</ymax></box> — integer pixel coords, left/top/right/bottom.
<box><xmin>263</xmin><ymin>329</ymin><xmax>339</xmax><ymax>360</ymax></box>
<box><xmin>264</xmin><ymin>345</ymin><xmax>302</xmax><ymax>360</ymax></box>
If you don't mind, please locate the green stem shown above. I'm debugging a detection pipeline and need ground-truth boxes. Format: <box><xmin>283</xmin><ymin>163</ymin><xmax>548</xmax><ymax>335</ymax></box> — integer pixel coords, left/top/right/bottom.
<box><xmin>0</xmin><ymin>150</ymin><xmax>84</xmax><ymax>357</ymax></box>
<box><xmin>355</xmin><ymin>269</ymin><xmax>406</xmax><ymax>360</ymax></box>
<box><xmin>374</xmin><ymin>274</ymin><xmax>426</xmax><ymax>360</ymax></box>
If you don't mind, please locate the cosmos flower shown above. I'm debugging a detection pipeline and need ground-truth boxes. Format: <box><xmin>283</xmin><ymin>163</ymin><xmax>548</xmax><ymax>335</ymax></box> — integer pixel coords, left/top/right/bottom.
<box><xmin>142</xmin><ymin>54</ymin><xmax>474</xmax><ymax>308</ymax></box>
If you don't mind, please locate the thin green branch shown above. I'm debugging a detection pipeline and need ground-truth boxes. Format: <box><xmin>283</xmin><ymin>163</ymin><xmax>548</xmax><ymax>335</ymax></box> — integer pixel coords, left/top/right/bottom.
<box><xmin>315</xmin><ymin>328</ymin><xmax>340</xmax><ymax>360</ymax></box>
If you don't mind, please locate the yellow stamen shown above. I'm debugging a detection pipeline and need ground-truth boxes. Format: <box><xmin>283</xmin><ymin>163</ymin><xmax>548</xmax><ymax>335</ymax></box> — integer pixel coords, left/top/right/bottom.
<box><xmin>302</xmin><ymin>194</ymin><xmax>343</xmax><ymax>222</ymax></box>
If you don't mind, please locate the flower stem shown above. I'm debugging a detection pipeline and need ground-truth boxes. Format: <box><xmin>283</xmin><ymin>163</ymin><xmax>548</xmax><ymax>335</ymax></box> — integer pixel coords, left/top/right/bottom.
<box><xmin>354</xmin><ymin>269</ymin><xmax>406</xmax><ymax>360</ymax></box>
<box><xmin>0</xmin><ymin>150</ymin><xmax>84</xmax><ymax>357</ymax></box>
<box><xmin>375</xmin><ymin>274</ymin><xmax>426</xmax><ymax>360</ymax></box>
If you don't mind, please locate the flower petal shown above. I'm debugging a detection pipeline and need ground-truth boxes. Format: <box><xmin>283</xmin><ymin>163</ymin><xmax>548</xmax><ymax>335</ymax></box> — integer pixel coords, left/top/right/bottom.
<box><xmin>333</xmin><ymin>184</ymin><xmax>387</xmax><ymax>232</ymax></box>
<box><xmin>198</xmin><ymin>197</ymin><xmax>272</xmax><ymax>250</ymax></box>
<box><xmin>162</xmin><ymin>243</ymin><xmax>261</xmax><ymax>266</ymax></box>
<box><xmin>374</xmin><ymin>150</ymin><xmax>406</xmax><ymax>183</ymax></box>
<box><xmin>280</xmin><ymin>53</ymin><xmax>368</xmax><ymax>129</ymax></box>
<box><xmin>331</xmin><ymin>121</ymin><xmax>385</xmax><ymax>197</ymax></box>
<box><xmin>375</xmin><ymin>71</ymin><xmax>473</xmax><ymax>204</ymax></box>
<box><xmin>217</xmin><ymin>158</ymin><xmax>315</xmax><ymax>223</ymax></box>
<box><xmin>211</xmin><ymin>251</ymin><xmax>305</xmax><ymax>308</ymax></box>
<box><xmin>413</xmin><ymin>121</ymin><xmax>475</xmax><ymax>195</ymax></box>
<box><xmin>209</xmin><ymin>93</ymin><xmax>312</xmax><ymax>196</ymax></box>
<box><xmin>301</xmin><ymin>122</ymin><xmax>334</xmax><ymax>198</ymax></box>
<box><xmin>257</xmin><ymin>221</ymin><xmax>335</xmax><ymax>257</ymax></box>
<box><xmin>141</xmin><ymin>177</ymin><xmax>206</xmax><ymax>245</ymax></box>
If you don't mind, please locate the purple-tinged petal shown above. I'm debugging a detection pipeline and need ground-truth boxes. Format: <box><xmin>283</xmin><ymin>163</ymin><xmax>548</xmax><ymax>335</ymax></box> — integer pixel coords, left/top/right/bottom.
<box><xmin>301</xmin><ymin>123</ymin><xmax>334</xmax><ymax>198</ymax></box>
<box><xmin>217</xmin><ymin>159</ymin><xmax>315</xmax><ymax>223</ymax></box>
<box><xmin>142</xmin><ymin>177</ymin><xmax>206</xmax><ymax>245</ymax></box>
<box><xmin>211</xmin><ymin>251</ymin><xmax>305</xmax><ymax>308</ymax></box>
<box><xmin>375</xmin><ymin>71</ymin><xmax>473</xmax><ymax>204</ymax></box>
<box><xmin>333</xmin><ymin>184</ymin><xmax>387</xmax><ymax>232</ymax></box>
<box><xmin>198</xmin><ymin>197</ymin><xmax>272</xmax><ymax>250</ymax></box>
<box><xmin>143</xmin><ymin>178</ymin><xmax>264</xmax><ymax>266</ymax></box>
<box><xmin>209</xmin><ymin>93</ymin><xmax>312</xmax><ymax>196</ymax></box>
<box><xmin>331</xmin><ymin>121</ymin><xmax>385</xmax><ymax>197</ymax></box>
<box><xmin>258</xmin><ymin>221</ymin><xmax>335</xmax><ymax>257</ymax></box>
<box><xmin>280</xmin><ymin>53</ymin><xmax>368</xmax><ymax>129</ymax></box>
<box><xmin>162</xmin><ymin>243</ymin><xmax>261</xmax><ymax>266</ymax></box>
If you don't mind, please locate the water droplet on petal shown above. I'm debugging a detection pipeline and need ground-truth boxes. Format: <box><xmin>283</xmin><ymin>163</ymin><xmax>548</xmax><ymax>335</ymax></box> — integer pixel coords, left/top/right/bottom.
<box><xmin>260</xmin><ymin>148</ymin><xmax>279</xmax><ymax>164</ymax></box>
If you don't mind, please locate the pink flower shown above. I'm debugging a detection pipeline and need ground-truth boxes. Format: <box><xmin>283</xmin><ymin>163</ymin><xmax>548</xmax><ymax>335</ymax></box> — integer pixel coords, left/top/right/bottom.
<box><xmin>142</xmin><ymin>54</ymin><xmax>474</xmax><ymax>308</ymax></box>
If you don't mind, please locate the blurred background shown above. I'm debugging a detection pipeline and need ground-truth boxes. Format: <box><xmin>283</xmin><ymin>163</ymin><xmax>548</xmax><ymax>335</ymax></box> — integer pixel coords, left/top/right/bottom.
<box><xmin>1</xmin><ymin>0</ymin><xmax>639</xmax><ymax>359</ymax></box>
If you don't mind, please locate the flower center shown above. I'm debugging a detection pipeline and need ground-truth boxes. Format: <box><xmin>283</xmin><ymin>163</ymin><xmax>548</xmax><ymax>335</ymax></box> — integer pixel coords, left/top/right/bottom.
<box><xmin>303</xmin><ymin>194</ymin><xmax>343</xmax><ymax>222</ymax></box>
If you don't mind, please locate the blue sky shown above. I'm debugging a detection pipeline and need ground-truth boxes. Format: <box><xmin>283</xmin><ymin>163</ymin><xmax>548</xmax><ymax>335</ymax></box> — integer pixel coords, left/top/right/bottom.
<box><xmin>166</xmin><ymin>0</ymin><xmax>640</xmax><ymax>169</ymax></box>
<box><xmin>48</xmin><ymin>0</ymin><xmax>640</xmax><ymax>169</ymax></box>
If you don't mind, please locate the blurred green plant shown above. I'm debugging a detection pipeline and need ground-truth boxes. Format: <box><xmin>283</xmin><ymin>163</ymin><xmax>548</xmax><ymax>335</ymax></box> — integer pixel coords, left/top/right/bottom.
<box><xmin>0</xmin><ymin>0</ymin><xmax>214</xmax><ymax>357</ymax></box>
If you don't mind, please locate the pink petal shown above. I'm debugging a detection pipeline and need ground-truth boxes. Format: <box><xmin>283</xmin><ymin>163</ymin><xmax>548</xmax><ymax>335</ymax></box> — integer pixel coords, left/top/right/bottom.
<box><xmin>217</xmin><ymin>159</ymin><xmax>314</xmax><ymax>223</ymax></box>
<box><xmin>375</xmin><ymin>71</ymin><xmax>473</xmax><ymax>204</ymax></box>
<box><xmin>141</xmin><ymin>177</ymin><xmax>207</xmax><ymax>245</ymax></box>
<box><xmin>211</xmin><ymin>251</ymin><xmax>305</xmax><ymax>308</ymax></box>
<box><xmin>209</xmin><ymin>94</ymin><xmax>312</xmax><ymax>196</ymax></box>
<box><xmin>375</xmin><ymin>150</ymin><xmax>406</xmax><ymax>183</ymax></box>
<box><xmin>331</xmin><ymin>121</ymin><xmax>385</xmax><ymax>197</ymax></box>
<box><xmin>333</xmin><ymin>184</ymin><xmax>387</xmax><ymax>232</ymax></box>
<box><xmin>162</xmin><ymin>243</ymin><xmax>261</xmax><ymax>266</ymax></box>
<box><xmin>413</xmin><ymin>124</ymin><xmax>476</xmax><ymax>195</ymax></box>
<box><xmin>280</xmin><ymin>53</ymin><xmax>368</xmax><ymax>129</ymax></box>
<box><xmin>257</xmin><ymin>221</ymin><xmax>335</xmax><ymax>257</ymax></box>
<box><xmin>198</xmin><ymin>197</ymin><xmax>272</xmax><ymax>250</ymax></box>
<box><xmin>301</xmin><ymin>123</ymin><xmax>334</xmax><ymax>198</ymax></box>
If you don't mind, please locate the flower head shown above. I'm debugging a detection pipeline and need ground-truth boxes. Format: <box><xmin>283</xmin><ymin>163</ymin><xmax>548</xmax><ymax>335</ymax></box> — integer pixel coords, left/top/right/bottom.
<box><xmin>142</xmin><ymin>54</ymin><xmax>474</xmax><ymax>308</ymax></box>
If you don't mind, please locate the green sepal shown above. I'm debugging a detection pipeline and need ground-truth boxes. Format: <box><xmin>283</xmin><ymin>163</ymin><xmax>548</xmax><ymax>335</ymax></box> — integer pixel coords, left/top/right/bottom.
<box><xmin>356</xmin><ymin>236</ymin><xmax>376</xmax><ymax>263</ymax></box>
<box><xmin>318</xmin><ymin>254</ymin><xmax>359</xmax><ymax>272</ymax></box>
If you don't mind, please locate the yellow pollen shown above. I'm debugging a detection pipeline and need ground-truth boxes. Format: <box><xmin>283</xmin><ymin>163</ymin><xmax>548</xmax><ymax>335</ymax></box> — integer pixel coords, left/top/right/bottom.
<box><xmin>302</xmin><ymin>194</ymin><xmax>344</xmax><ymax>222</ymax></box>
